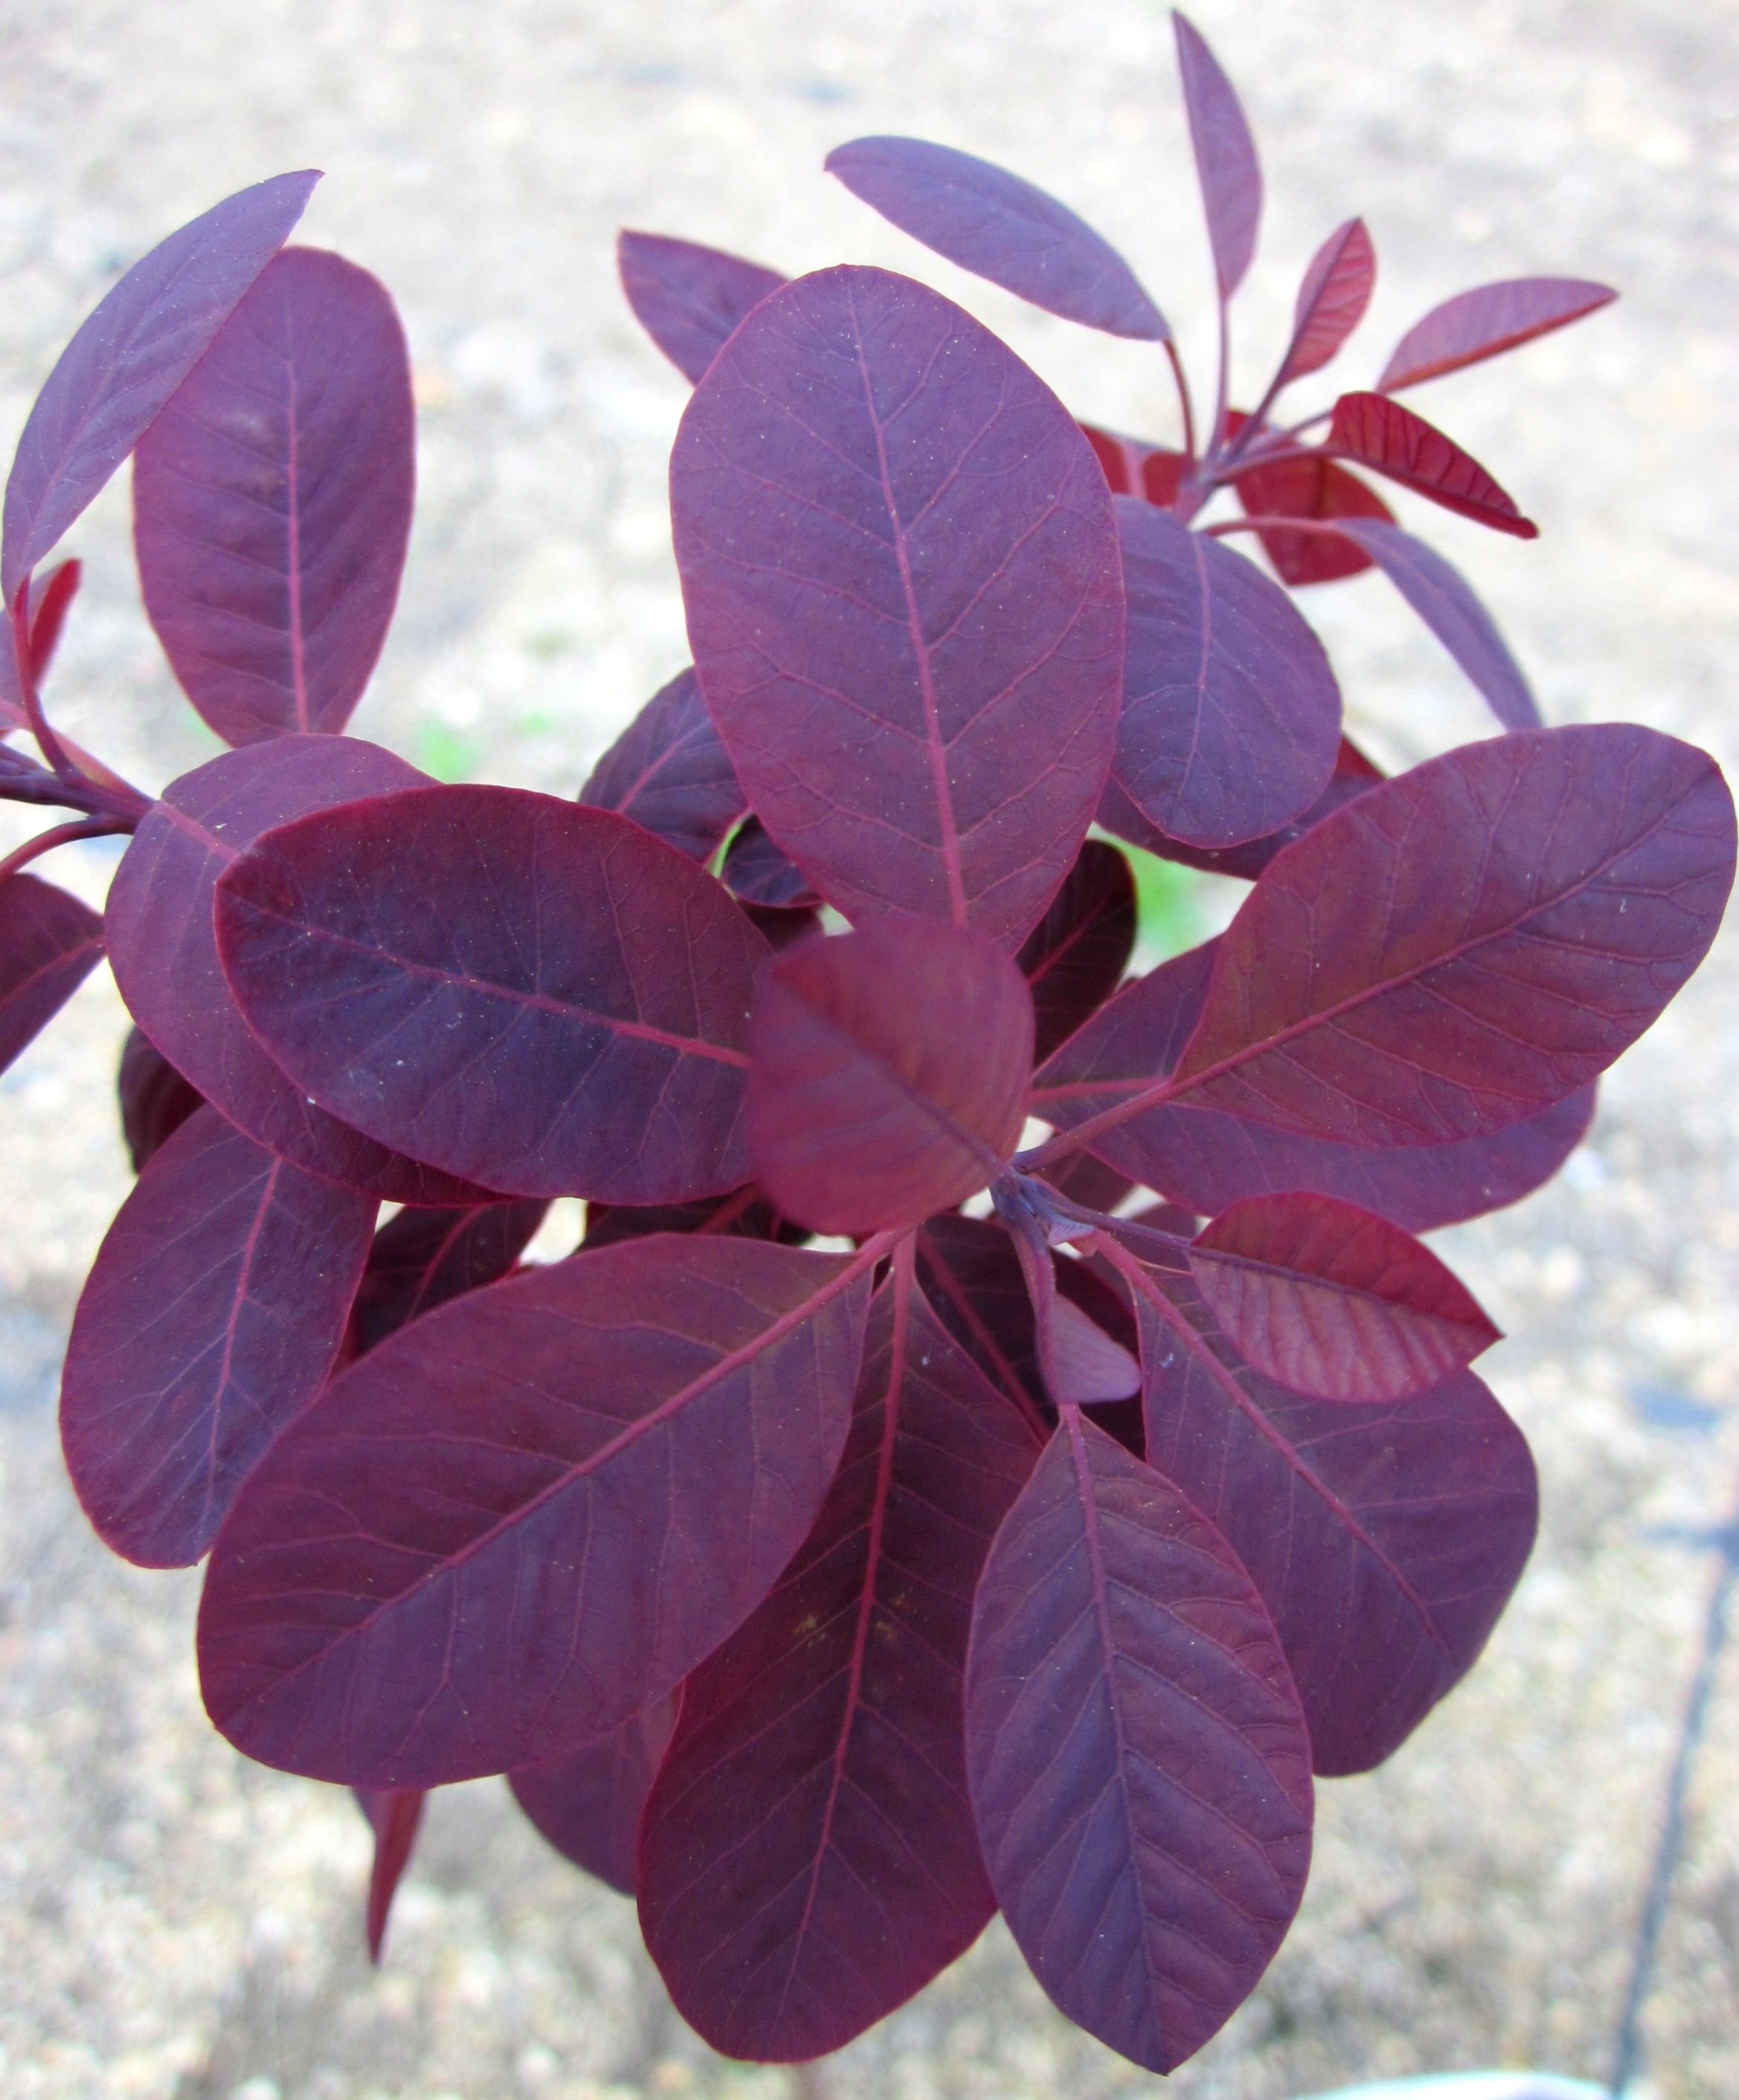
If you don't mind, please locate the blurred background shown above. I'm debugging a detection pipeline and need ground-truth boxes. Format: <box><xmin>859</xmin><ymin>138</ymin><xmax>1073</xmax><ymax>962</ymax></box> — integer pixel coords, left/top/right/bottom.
<box><xmin>1</xmin><ymin>1</ymin><xmax>1735</xmax><ymax>2094</ymax></box>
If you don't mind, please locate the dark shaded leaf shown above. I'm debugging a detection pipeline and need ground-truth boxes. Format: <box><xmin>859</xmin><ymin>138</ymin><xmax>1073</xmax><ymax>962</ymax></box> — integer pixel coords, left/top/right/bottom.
<box><xmin>105</xmin><ymin>736</ymin><xmax>490</xmax><ymax>1204</ymax></box>
<box><xmin>350</xmin><ymin>1199</ymin><xmax>551</xmax><ymax>1356</ymax></box>
<box><xmin>617</xmin><ymin>231</ymin><xmax>787</xmax><ymax>384</ymax></box>
<box><xmin>0</xmin><ymin>872</ymin><xmax>102</xmax><ymax>1075</ymax></box>
<box><xmin>1110</xmin><ymin>498</ymin><xmax>1340</xmax><ymax>849</ymax></box>
<box><xmin>577</xmin><ymin>666</ymin><xmax>745</xmax><ymax>863</ymax></box>
<box><xmin>1188</xmin><ymin>1192</ymin><xmax>1499</xmax><ymax>1400</ymax></box>
<box><xmin>1276</xmin><ymin>219</ymin><xmax>1375</xmax><ymax>385</ymax></box>
<box><xmin>640</xmin><ymin>1256</ymin><xmax>1039</xmax><ymax>2058</ymax></box>
<box><xmin>25</xmin><ymin>557</ymin><xmax>81</xmax><ymax>680</ymax></box>
<box><xmin>916</xmin><ymin>1214</ymin><xmax>1046</xmax><ymax>1419</ymax></box>
<box><xmin>2</xmin><ymin>173</ymin><xmax>318</xmax><ymax>602</ymax></box>
<box><xmin>671</xmin><ymin>265</ymin><xmax>1124</xmax><ymax>947</ymax></box>
<box><xmin>740</xmin><ymin>901</ymin><xmax>821</xmax><ymax>951</ymax></box>
<box><xmin>60</xmin><ymin>1104</ymin><xmax>374</xmax><ymax>1568</ymax></box>
<box><xmin>584</xmin><ymin>1182</ymin><xmax>804</xmax><ymax>1252</ymax></box>
<box><xmin>216</xmin><ymin>785</ymin><xmax>767</xmax><ymax>1203</ymax></box>
<box><xmin>1327</xmin><ymin>393</ymin><xmax>1537</xmax><ymax>538</ymax></box>
<box><xmin>510</xmin><ymin>1697</ymin><xmax>678</xmax><ymax>1898</ymax></box>
<box><xmin>720</xmin><ymin>816</ymin><xmax>821</xmax><ymax>909</ymax></box>
<box><xmin>1038</xmin><ymin>1147</ymin><xmax>1137</xmax><ymax>1216</ymax></box>
<box><xmin>1015</xmin><ymin>838</ymin><xmax>1136</xmax><ymax>1064</ymax></box>
<box><xmin>995</xmin><ymin>1185</ymin><xmax>1139</xmax><ymax>1408</ymax></box>
<box><xmin>134</xmin><ymin>248</ymin><xmax>414</xmax><ymax>746</ymax></box>
<box><xmin>1172</xmin><ymin>13</ymin><xmax>1262</xmax><ymax>301</ymax></box>
<box><xmin>1230</xmin><ymin>429</ymin><xmax>1395</xmax><ymax>586</ymax></box>
<box><xmin>355</xmin><ymin>1789</ymin><xmax>425</xmax><ymax>1962</ymax></box>
<box><xmin>1079</xmin><ymin>424</ymin><xmax>1186</xmax><ymax>508</ymax></box>
<box><xmin>825</xmin><ymin>138</ymin><xmax>1169</xmax><ymax>341</ymax></box>
<box><xmin>117</xmin><ymin>1025</ymin><xmax>203</xmax><ymax>1171</ymax></box>
<box><xmin>749</xmin><ymin>918</ymin><xmax>1033</xmax><ymax>1233</ymax></box>
<box><xmin>1378</xmin><ymin>277</ymin><xmax>1617</xmax><ymax>394</ymax></box>
<box><xmin>197</xmin><ymin>1235</ymin><xmax>875</xmax><ymax>1787</ymax></box>
<box><xmin>965</xmin><ymin>1410</ymin><xmax>1311</xmax><ymax>2070</ymax></box>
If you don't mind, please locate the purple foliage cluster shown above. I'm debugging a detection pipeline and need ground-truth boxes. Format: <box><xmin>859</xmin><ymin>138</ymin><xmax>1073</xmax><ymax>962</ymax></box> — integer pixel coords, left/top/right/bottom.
<box><xmin>1</xmin><ymin>14</ymin><xmax>1732</xmax><ymax>2076</ymax></box>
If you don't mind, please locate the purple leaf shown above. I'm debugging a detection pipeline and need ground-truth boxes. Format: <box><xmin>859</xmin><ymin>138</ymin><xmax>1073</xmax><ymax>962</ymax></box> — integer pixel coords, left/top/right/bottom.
<box><xmin>104</xmin><ymin>735</ymin><xmax>490</xmax><ymax>1204</ymax></box>
<box><xmin>25</xmin><ymin>557</ymin><xmax>81</xmax><ymax>681</ymax></box>
<box><xmin>965</xmin><ymin>1410</ymin><xmax>1312</xmax><ymax>2071</ymax></box>
<box><xmin>60</xmin><ymin>1104</ymin><xmax>374</xmax><ymax>1568</ymax></box>
<box><xmin>1172</xmin><ymin>13</ymin><xmax>1262</xmax><ymax>301</ymax></box>
<box><xmin>215</xmin><ymin>785</ymin><xmax>768</xmax><ymax>1203</ymax></box>
<box><xmin>671</xmin><ymin>265</ymin><xmax>1125</xmax><ymax>947</ymax></box>
<box><xmin>1015</xmin><ymin>838</ymin><xmax>1136</xmax><ymax>1064</ymax></box>
<box><xmin>1079</xmin><ymin>423</ymin><xmax>1186</xmax><ymax>508</ymax></box>
<box><xmin>996</xmin><ymin>1188</ymin><xmax>1139</xmax><ymax>1408</ymax></box>
<box><xmin>617</xmin><ymin>231</ymin><xmax>787</xmax><ymax>385</ymax></box>
<box><xmin>355</xmin><ymin>1789</ymin><xmax>425</xmax><ymax>1962</ymax></box>
<box><xmin>1038</xmin><ymin>1147</ymin><xmax>1137</xmax><ymax>1217</ymax></box>
<box><xmin>577</xmin><ymin>666</ymin><xmax>745</xmax><ymax>863</ymax></box>
<box><xmin>916</xmin><ymin>1214</ymin><xmax>1047</xmax><ymax>1418</ymax></box>
<box><xmin>1232</xmin><ymin>446</ymin><xmax>1395</xmax><ymax>586</ymax></box>
<box><xmin>1110</xmin><ymin>497</ymin><xmax>1341</xmax><ymax>850</ymax></box>
<box><xmin>582</xmin><ymin>1182</ymin><xmax>804</xmax><ymax>1253</ymax></box>
<box><xmin>1323</xmin><ymin>517</ymin><xmax>1539</xmax><ymax>729</ymax></box>
<box><xmin>133</xmin><ymin>247</ymin><xmax>414</xmax><ymax>747</ymax></box>
<box><xmin>349</xmin><ymin>1198</ymin><xmax>550</xmax><ymax>1357</ymax></box>
<box><xmin>825</xmin><ymin>138</ymin><xmax>1169</xmax><ymax>342</ymax></box>
<box><xmin>1107</xmin><ymin>1232</ymin><xmax>1537</xmax><ymax>1773</ymax></box>
<box><xmin>510</xmin><ymin>1696</ymin><xmax>678</xmax><ymax>1898</ymax></box>
<box><xmin>748</xmin><ymin>918</ymin><xmax>1034</xmax><ymax>1233</ymax></box>
<box><xmin>1327</xmin><ymin>393</ymin><xmax>1538</xmax><ymax>538</ymax></box>
<box><xmin>740</xmin><ymin>901</ymin><xmax>823</xmax><ymax>952</ymax></box>
<box><xmin>1187</xmin><ymin>1192</ymin><xmax>1499</xmax><ymax>1400</ymax></box>
<box><xmin>720</xmin><ymin>816</ymin><xmax>821</xmax><ymax>911</ymax></box>
<box><xmin>197</xmin><ymin>1234</ymin><xmax>875</xmax><ymax>1788</ymax></box>
<box><xmin>1276</xmin><ymin>219</ymin><xmax>1375</xmax><ymax>385</ymax></box>
<box><xmin>1035</xmin><ymin>937</ymin><xmax>1600</xmax><ymax>1230</ymax></box>
<box><xmin>639</xmin><ymin>1254</ymin><xmax>1040</xmax><ymax>2059</ymax></box>
<box><xmin>2</xmin><ymin>172</ymin><xmax>319</xmax><ymax>603</ymax></box>
<box><xmin>1378</xmin><ymin>277</ymin><xmax>1617</xmax><ymax>394</ymax></box>
<box><xmin>117</xmin><ymin>1025</ymin><xmax>203</xmax><ymax>1171</ymax></box>
<box><xmin>0</xmin><ymin>872</ymin><xmax>103</xmax><ymax>1075</ymax></box>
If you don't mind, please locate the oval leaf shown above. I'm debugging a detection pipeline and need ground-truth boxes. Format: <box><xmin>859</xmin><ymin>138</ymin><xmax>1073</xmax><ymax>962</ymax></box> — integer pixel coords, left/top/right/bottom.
<box><xmin>510</xmin><ymin>1697</ymin><xmax>678</xmax><ymax>1898</ymax></box>
<box><xmin>134</xmin><ymin>247</ymin><xmax>414</xmax><ymax>746</ymax></box>
<box><xmin>826</xmin><ymin>137</ymin><xmax>1169</xmax><ymax>341</ymax></box>
<box><xmin>1188</xmin><ymin>1192</ymin><xmax>1499</xmax><ymax>1400</ymax></box>
<box><xmin>1015</xmin><ymin>838</ymin><xmax>1137</xmax><ymax>1064</ymax></box>
<box><xmin>215</xmin><ymin>785</ymin><xmax>766</xmax><ymax>1203</ymax></box>
<box><xmin>197</xmin><ymin>1234</ymin><xmax>874</xmax><ymax>1788</ymax></box>
<box><xmin>671</xmin><ymin>265</ymin><xmax>1124</xmax><ymax>947</ymax></box>
<box><xmin>117</xmin><ymin>1025</ymin><xmax>203</xmax><ymax>1171</ymax></box>
<box><xmin>3</xmin><ymin>172</ymin><xmax>318</xmax><ymax>602</ymax></box>
<box><xmin>1277</xmin><ymin>218</ymin><xmax>1375</xmax><ymax>385</ymax></box>
<box><xmin>640</xmin><ymin>1260</ymin><xmax>1039</xmax><ymax>2059</ymax></box>
<box><xmin>965</xmin><ymin>1411</ymin><xmax>1312</xmax><ymax>2072</ymax></box>
<box><xmin>350</xmin><ymin>1198</ymin><xmax>550</xmax><ymax>1357</ymax></box>
<box><xmin>1378</xmin><ymin>277</ymin><xmax>1617</xmax><ymax>394</ymax></box>
<box><xmin>60</xmin><ymin>1104</ymin><xmax>375</xmax><ymax>1568</ymax></box>
<box><xmin>577</xmin><ymin>665</ymin><xmax>745</xmax><ymax>863</ymax></box>
<box><xmin>1327</xmin><ymin>393</ymin><xmax>1537</xmax><ymax>538</ymax></box>
<box><xmin>1173</xmin><ymin>13</ymin><xmax>1262</xmax><ymax>301</ymax></box>
<box><xmin>0</xmin><ymin>872</ymin><xmax>103</xmax><ymax>1075</ymax></box>
<box><xmin>617</xmin><ymin>231</ymin><xmax>787</xmax><ymax>385</ymax></box>
<box><xmin>748</xmin><ymin>918</ymin><xmax>1034</xmax><ymax>1233</ymax></box>
<box><xmin>1110</xmin><ymin>499</ymin><xmax>1341</xmax><ymax>850</ymax></box>
<box><xmin>720</xmin><ymin>815</ymin><xmax>821</xmax><ymax>910</ymax></box>
<box><xmin>104</xmin><ymin>736</ymin><xmax>488</xmax><ymax>1204</ymax></box>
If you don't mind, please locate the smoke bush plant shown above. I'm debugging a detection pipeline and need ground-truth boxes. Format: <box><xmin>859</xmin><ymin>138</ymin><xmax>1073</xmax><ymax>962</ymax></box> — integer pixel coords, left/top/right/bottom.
<box><xmin>1</xmin><ymin>11</ymin><xmax>1732</xmax><ymax>2077</ymax></box>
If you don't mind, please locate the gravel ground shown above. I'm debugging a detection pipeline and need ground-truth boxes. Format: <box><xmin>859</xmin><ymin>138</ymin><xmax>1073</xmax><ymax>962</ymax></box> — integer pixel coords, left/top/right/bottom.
<box><xmin>1</xmin><ymin>1</ymin><xmax>1736</xmax><ymax>2096</ymax></box>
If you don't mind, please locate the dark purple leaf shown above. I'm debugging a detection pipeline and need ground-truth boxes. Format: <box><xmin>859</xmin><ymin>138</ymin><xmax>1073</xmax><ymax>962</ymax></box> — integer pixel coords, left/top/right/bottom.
<box><xmin>215</xmin><ymin>785</ymin><xmax>768</xmax><ymax>1203</ymax></box>
<box><xmin>355</xmin><ymin>1788</ymin><xmax>425</xmax><ymax>1962</ymax></box>
<box><xmin>1276</xmin><ymin>219</ymin><xmax>1375</xmax><ymax>385</ymax></box>
<box><xmin>965</xmin><ymin>1410</ymin><xmax>1312</xmax><ymax>2070</ymax></box>
<box><xmin>739</xmin><ymin>901</ymin><xmax>821</xmax><ymax>951</ymax></box>
<box><xmin>2</xmin><ymin>172</ymin><xmax>318</xmax><ymax>603</ymax></box>
<box><xmin>0</xmin><ymin>872</ymin><xmax>102</xmax><ymax>1075</ymax></box>
<box><xmin>1035</xmin><ymin>937</ymin><xmax>1600</xmax><ymax>1230</ymax></box>
<box><xmin>1226</xmin><ymin>407</ymin><xmax>1395</xmax><ymax>587</ymax></box>
<box><xmin>25</xmin><ymin>557</ymin><xmax>81</xmax><ymax>680</ymax></box>
<box><xmin>510</xmin><ymin>1696</ymin><xmax>678</xmax><ymax>1898</ymax></box>
<box><xmin>1327</xmin><ymin>393</ymin><xmax>1537</xmax><ymax>538</ymax></box>
<box><xmin>825</xmin><ymin>138</ymin><xmax>1169</xmax><ymax>341</ymax></box>
<box><xmin>1378</xmin><ymin>277</ymin><xmax>1617</xmax><ymax>394</ymax></box>
<box><xmin>1172</xmin><ymin>13</ymin><xmax>1262</xmax><ymax>301</ymax></box>
<box><xmin>1016</xmin><ymin>839</ymin><xmax>1136</xmax><ymax>1065</ymax></box>
<box><xmin>1110</xmin><ymin>497</ymin><xmax>1341</xmax><ymax>849</ymax></box>
<box><xmin>350</xmin><ymin>1199</ymin><xmax>551</xmax><ymax>1357</ymax></box>
<box><xmin>1323</xmin><ymin>517</ymin><xmax>1539</xmax><ymax>729</ymax></box>
<box><xmin>671</xmin><ymin>265</ymin><xmax>1124</xmax><ymax>947</ymax></box>
<box><xmin>748</xmin><ymin>918</ymin><xmax>1033</xmax><ymax>1233</ymax></box>
<box><xmin>1188</xmin><ymin>1192</ymin><xmax>1499</xmax><ymax>1400</ymax></box>
<box><xmin>104</xmin><ymin>736</ymin><xmax>490</xmax><ymax>1204</ymax></box>
<box><xmin>720</xmin><ymin>816</ymin><xmax>820</xmax><ymax>910</ymax></box>
<box><xmin>582</xmin><ymin>1182</ymin><xmax>804</xmax><ymax>1253</ymax></box>
<box><xmin>640</xmin><ymin>1254</ymin><xmax>1039</xmax><ymax>2058</ymax></box>
<box><xmin>996</xmin><ymin>1188</ymin><xmax>1139</xmax><ymax>1408</ymax></box>
<box><xmin>577</xmin><ymin>666</ymin><xmax>745</xmax><ymax>863</ymax></box>
<box><xmin>60</xmin><ymin>1104</ymin><xmax>374</xmax><ymax>1568</ymax></box>
<box><xmin>916</xmin><ymin>1214</ymin><xmax>1046</xmax><ymax>1419</ymax></box>
<box><xmin>133</xmin><ymin>247</ymin><xmax>414</xmax><ymax>746</ymax></box>
<box><xmin>117</xmin><ymin>1025</ymin><xmax>203</xmax><ymax>1171</ymax></box>
<box><xmin>617</xmin><ymin>231</ymin><xmax>788</xmax><ymax>385</ymax></box>
<box><xmin>1105</xmin><ymin>1232</ymin><xmax>1537</xmax><ymax>1774</ymax></box>
<box><xmin>1079</xmin><ymin>424</ymin><xmax>1186</xmax><ymax>508</ymax></box>
<box><xmin>1038</xmin><ymin>1147</ymin><xmax>1137</xmax><ymax>1216</ymax></box>
<box><xmin>198</xmin><ymin>1235</ymin><xmax>875</xmax><ymax>1788</ymax></box>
